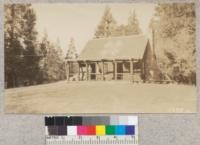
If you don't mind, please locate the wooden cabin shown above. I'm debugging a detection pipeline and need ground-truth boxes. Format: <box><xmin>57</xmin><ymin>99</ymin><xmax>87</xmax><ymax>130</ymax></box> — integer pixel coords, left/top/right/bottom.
<box><xmin>65</xmin><ymin>35</ymin><xmax>161</xmax><ymax>82</ymax></box>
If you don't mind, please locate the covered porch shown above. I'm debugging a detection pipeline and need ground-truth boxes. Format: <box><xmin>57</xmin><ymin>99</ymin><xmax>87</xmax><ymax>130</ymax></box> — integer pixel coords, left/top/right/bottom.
<box><xmin>65</xmin><ymin>58</ymin><xmax>144</xmax><ymax>82</ymax></box>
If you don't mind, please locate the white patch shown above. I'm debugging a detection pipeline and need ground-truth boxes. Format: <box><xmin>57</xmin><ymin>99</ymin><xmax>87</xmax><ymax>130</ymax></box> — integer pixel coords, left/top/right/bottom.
<box><xmin>67</xmin><ymin>126</ymin><xmax>77</xmax><ymax>135</ymax></box>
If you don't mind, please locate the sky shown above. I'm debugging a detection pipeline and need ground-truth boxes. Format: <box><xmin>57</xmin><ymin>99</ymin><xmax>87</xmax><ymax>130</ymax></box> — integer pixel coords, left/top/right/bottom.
<box><xmin>32</xmin><ymin>3</ymin><xmax>156</xmax><ymax>55</ymax></box>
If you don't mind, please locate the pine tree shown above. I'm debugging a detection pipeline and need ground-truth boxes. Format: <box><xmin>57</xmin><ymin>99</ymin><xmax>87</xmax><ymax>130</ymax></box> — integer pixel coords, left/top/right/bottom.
<box><xmin>94</xmin><ymin>8</ymin><xmax>142</xmax><ymax>38</ymax></box>
<box><xmin>5</xmin><ymin>4</ymin><xmax>41</xmax><ymax>87</ymax></box>
<box><xmin>55</xmin><ymin>38</ymin><xmax>63</xmax><ymax>58</ymax></box>
<box><xmin>39</xmin><ymin>33</ymin><xmax>65</xmax><ymax>83</ymax></box>
<box><xmin>22</xmin><ymin>5</ymin><xmax>40</xmax><ymax>85</ymax></box>
<box><xmin>65</xmin><ymin>38</ymin><xmax>79</xmax><ymax>76</ymax></box>
<box><xmin>55</xmin><ymin>38</ymin><xmax>65</xmax><ymax>80</ymax></box>
<box><xmin>39</xmin><ymin>32</ymin><xmax>49</xmax><ymax>58</ymax></box>
<box><xmin>38</xmin><ymin>33</ymin><xmax>50</xmax><ymax>83</ymax></box>
<box><xmin>125</xmin><ymin>10</ymin><xmax>142</xmax><ymax>35</ymax></box>
<box><xmin>4</xmin><ymin>4</ymin><xmax>30</xmax><ymax>87</ymax></box>
<box><xmin>94</xmin><ymin>6</ymin><xmax>117</xmax><ymax>38</ymax></box>
<box><xmin>66</xmin><ymin>38</ymin><xmax>78</xmax><ymax>59</ymax></box>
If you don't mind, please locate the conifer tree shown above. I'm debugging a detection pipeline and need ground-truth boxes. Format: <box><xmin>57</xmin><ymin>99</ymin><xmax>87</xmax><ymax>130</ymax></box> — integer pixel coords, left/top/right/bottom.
<box><xmin>39</xmin><ymin>33</ymin><xmax>65</xmax><ymax>83</ymax></box>
<box><xmin>4</xmin><ymin>4</ymin><xmax>40</xmax><ymax>87</ymax></box>
<box><xmin>66</xmin><ymin>38</ymin><xmax>78</xmax><ymax>59</ymax></box>
<box><xmin>95</xmin><ymin>6</ymin><xmax>117</xmax><ymax>38</ymax></box>
<box><xmin>22</xmin><ymin>5</ymin><xmax>40</xmax><ymax>85</ymax></box>
<box><xmin>55</xmin><ymin>38</ymin><xmax>63</xmax><ymax>58</ymax></box>
<box><xmin>125</xmin><ymin>10</ymin><xmax>142</xmax><ymax>35</ymax></box>
<box><xmin>5</xmin><ymin>4</ymin><xmax>23</xmax><ymax>87</ymax></box>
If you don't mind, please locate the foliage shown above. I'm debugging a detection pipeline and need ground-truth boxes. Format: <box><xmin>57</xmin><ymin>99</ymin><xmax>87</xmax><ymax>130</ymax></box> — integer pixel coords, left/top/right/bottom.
<box><xmin>38</xmin><ymin>33</ymin><xmax>66</xmax><ymax>83</ymax></box>
<box><xmin>22</xmin><ymin>6</ymin><xmax>40</xmax><ymax>85</ymax></box>
<box><xmin>125</xmin><ymin>10</ymin><xmax>142</xmax><ymax>35</ymax></box>
<box><xmin>4</xmin><ymin>4</ymin><xmax>66</xmax><ymax>88</ymax></box>
<box><xmin>152</xmin><ymin>3</ymin><xmax>196</xmax><ymax>84</ymax></box>
<box><xmin>66</xmin><ymin>38</ymin><xmax>78</xmax><ymax>59</ymax></box>
<box><xmin>4</xmin><ymin>4</ymin><xmax>40</xmax><ymax>87</ymax></box>
<box><xmin>95</xmin><ymin>6</ymin><xmax>117</xmax><ymax>38</ymax></box>
<box><xmin>65</xmin><ymin>38</ymin><xmax>79</xmax><ymax>75</ymax></box>
<box><xmin>95</xmin><ymin>7</ymin><xmax>141</xmax><ymax>38</ymax></box>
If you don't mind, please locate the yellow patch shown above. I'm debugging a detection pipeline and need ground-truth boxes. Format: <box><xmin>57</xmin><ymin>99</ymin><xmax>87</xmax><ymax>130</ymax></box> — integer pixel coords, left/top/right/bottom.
<box><xmin>96</xmin><ymin>125</ymin><xmax>105</xmax><ymax>135</ymax></box>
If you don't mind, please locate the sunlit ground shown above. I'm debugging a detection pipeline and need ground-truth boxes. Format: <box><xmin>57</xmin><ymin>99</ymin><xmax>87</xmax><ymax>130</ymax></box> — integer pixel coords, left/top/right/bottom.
<box><xmin>5</xmin><ymin>81</ymin><xmax>196</xmax><ymax>114</ymax></box>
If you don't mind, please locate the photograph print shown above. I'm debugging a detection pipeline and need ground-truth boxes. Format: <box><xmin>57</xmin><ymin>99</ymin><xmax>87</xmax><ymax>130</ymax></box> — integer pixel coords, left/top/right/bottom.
<box><xmin>4</xmin><ymin>3</ymin><xmax>197</xmax><ymax>113</ymax></box>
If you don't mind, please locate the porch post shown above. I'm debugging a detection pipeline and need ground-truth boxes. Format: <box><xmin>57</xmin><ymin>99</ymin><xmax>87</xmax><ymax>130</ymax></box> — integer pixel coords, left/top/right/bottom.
<box><xmin>112</xmin><ymin>61</ymin><xmax>114</xmax><ymax>80</ymax></box>
<box><xmin>78</xmin><ymin>62</ymin><xmax>80</xmax><ymax>81</ymax></box>
<box><xmin>80</xmin><ymin>63</ymin><xmax>84</xmax><ymax>81</ymax></box>
<box><xmin>88</xmin><ymin>63</ymin><xmax>91</xmax><ymax>81</ymax></box>
<box><xmin>86</xmin><ymin>62</ymin><xmax>89</xmax><ymax>81</ymax></box>
<box><xmin>67</xmin><ymin>61</ymin><xmax>70</xmax><ymax>81</ymax></box>
<box><xmin>141</xmin><ymin>60</ymin><xmax>145</xmax><ymax>82</ymax></box>
<box><xmin>114</xmin><ymin>61</ymin><xmax>117</xmax><ymax>80</ymax></box>
<box><xmin>130</xmin><ymin>59</ymin><xmax>133</xmax><ymax>82</ymax></box>
<box><xmin>64</xmin><ymin>61</ymin><xmax>67</xmax><ymax>80</ymax></box>
<box><xmin>102</xmin><ymin>61</ymin><xmax>104</xmax><ymax>80</ymax></box>
<box><xmin>95</xmin><ymin>62</ymin><xmax>98</xmax><ymax>80</ymax></box>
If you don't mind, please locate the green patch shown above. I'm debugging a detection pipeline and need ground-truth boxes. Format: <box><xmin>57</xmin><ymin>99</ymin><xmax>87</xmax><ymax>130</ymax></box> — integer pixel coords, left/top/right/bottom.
<box><xmin>106</xmin><ymin>125</ymin><xmax>115</xmax><ymax>135</ymax></box>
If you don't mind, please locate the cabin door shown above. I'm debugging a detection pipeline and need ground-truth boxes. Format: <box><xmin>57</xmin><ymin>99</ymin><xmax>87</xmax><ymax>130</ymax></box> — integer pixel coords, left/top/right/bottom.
<box><xmin>90</xmin><ymin>63</ymin><xmax>96</xmax><ymax>80</ymax></box>
<box><xmin>117</xmin><ymin>63</ymin><xmax>123</xmax><ymax>80</ymax></box>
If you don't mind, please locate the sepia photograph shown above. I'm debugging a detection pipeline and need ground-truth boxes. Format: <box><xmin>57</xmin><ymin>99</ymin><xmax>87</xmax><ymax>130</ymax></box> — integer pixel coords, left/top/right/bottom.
<box><xmin>4</xmin><ymin>3</ymin><xmax>196</xmax><ymax>113</ymax></box>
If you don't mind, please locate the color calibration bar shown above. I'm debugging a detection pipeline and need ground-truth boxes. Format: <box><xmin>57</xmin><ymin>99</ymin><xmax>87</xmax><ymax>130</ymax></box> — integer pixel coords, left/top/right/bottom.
<box><xmin>45</xmin><ymin>116</ymin><xmax>138</xmax><ymax>136</ymax></box>
<box><xmin>45</xmin><ymin>116</ymin><xmax>138</xmax><ymax>145</ymax></box>
<box><xmin>47</xmin><ymin>125</ymin><xmax>135</xmax><ymax>136</ymax></box>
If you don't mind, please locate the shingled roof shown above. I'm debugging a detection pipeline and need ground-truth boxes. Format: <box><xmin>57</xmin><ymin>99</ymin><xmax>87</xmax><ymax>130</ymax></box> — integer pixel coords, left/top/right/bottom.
<box><xmin>79</xmin><ymin>35</ymin><xmax>149</xmax><ymax>60</ymax></box>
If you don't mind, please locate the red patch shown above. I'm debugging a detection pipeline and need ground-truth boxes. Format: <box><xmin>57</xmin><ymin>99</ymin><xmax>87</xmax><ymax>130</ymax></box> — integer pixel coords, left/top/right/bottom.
<box><xmin>86</xmin><ymin>126</ymin><xmax>96</xmax><ymax>135</ymax></box>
